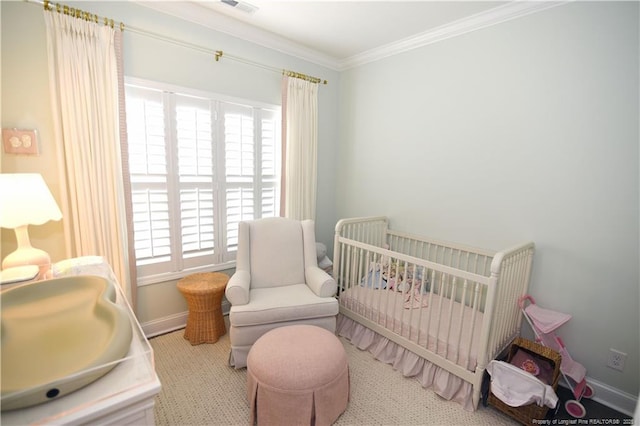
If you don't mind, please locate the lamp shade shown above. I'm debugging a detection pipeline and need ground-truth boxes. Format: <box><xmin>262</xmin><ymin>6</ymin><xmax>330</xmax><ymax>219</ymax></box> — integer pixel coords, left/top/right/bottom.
<box><xmin>0</xmin><ymin>173</ymin><xmax>62</xmax><ymax>229</ymax></box>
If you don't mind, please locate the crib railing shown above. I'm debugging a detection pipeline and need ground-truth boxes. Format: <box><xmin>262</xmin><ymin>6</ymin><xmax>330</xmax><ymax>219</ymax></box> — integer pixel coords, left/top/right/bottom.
<box><xmin>334</xmin><ymin>216</ymin><xmax>388</xmax><ymax>292</ymax></box>
<box><xmin>334</xmin><ymin>217</ymin><xmax>497</xmax><ymax>277</ymax></box>
<box><xmin>334</xmin><ymin>216</ymin><xmax>388</xmax><ymax>247</ymax></box>
<box><xmin>386</xmin><ymin>229</ymin><xmax>495</xmax><ymax>278</ymax></box>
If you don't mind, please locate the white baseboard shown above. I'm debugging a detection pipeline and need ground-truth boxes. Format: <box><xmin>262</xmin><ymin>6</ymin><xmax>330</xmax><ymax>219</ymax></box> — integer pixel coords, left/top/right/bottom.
<box><xmin>142</xmin><ymin>301</ymin><xmax>231</xmax><ymax>338</ymax></box>
<box><xmin>142</xmin><ymin>311</ymin><xmax>189</xmax><ymax>338</ymax></box>
<box><xmin>560</xmin><ymin>376</ymin><xmax>637</xmax><ymax>416</ymax></box>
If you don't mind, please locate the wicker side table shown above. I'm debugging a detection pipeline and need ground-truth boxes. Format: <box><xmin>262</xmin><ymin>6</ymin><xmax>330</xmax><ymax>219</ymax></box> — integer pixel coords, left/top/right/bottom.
<box><xmin>177</xmin><ymin>272</ymin><xmax>229</xmax><ymax>345</ymax></box>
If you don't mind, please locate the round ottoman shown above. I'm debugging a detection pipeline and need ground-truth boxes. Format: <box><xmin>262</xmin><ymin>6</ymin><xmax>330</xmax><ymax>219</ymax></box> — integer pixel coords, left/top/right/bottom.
<box><xmin>246</xmin><ymin>325</ymin><xmax>349</xmax><ymax>426</ymax></box>
<box><xmin>177</xmin><ymin>272</ymin><xmax>228</xmax><ymax>345</ymax></box>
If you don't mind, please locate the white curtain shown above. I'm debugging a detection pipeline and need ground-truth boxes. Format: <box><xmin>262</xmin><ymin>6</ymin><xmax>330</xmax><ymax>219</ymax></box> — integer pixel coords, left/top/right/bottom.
<box><xmin>44</xmin><ymin>11</ymin><xmax>132</xmax><ymax>302</ymax></box>
<box><xmin>281</xmin><ymin>76</ymin><xmax>319</xmax><ymax>220</ymax></box>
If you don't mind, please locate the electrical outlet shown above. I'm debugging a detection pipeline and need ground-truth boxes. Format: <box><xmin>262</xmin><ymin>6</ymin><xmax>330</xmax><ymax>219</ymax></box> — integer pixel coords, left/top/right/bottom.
<box><xmin>2</xmin><ymin>128</ymin><xmax>39</xmax><ymax>155</ymax></box>
<box><xmin>607</xmin><ymin>348</ymin><xmax>626</xmax><ymax>371</ymax></box>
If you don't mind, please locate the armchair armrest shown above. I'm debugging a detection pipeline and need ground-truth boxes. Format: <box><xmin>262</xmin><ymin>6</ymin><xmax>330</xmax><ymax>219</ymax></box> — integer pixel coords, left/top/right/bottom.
<box><xmin>225</xmin><ymin>270</ymin><xmax>251</xmax><ymax>305</ymax></box>
<box><xmin>305</xmin><ymin>266</ymin><xmax>337</xmax><ymax>298</ymax></box>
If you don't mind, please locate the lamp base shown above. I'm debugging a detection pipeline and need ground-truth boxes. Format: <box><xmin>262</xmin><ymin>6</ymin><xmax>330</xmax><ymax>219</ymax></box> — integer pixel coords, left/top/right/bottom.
<box><xmin>2</xmin><ymin>247</ymin><xmax>51</xmax><ymax>280</ymax></box>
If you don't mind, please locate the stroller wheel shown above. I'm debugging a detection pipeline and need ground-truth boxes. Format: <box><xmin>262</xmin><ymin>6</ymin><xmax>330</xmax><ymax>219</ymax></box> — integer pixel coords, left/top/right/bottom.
<box><xmin>582</xmin><ymin>383</ymin><xmax>595</xmax><ymax>399</ymax></box>
<box><xmin>565</xmin><ymin>400</ymin><xmax>586</xmax><ymax>418</ymax></box>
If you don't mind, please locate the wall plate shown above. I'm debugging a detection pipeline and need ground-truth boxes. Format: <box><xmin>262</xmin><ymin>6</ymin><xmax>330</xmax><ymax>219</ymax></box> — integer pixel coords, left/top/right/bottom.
<box><xmin>2</xmin><ymin>128</ymin><xmax>39</xmax><ymax>155</ymax></box>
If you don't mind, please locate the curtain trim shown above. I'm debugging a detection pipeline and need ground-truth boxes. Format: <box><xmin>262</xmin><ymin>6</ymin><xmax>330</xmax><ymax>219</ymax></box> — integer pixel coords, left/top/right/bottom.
<box><xmin>280</xmin><ymin>75</ymin><xmax>288</xmax><ymax>217</ymax></box>
<box><xmin>115</xmin><ymin>30</ymin><xmax>137</xmax><ymax>310</ymax></box>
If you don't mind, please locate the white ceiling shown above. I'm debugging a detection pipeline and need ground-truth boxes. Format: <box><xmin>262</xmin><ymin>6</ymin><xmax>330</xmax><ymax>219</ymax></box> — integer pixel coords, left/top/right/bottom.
<box><xmin>194</xmin><ymin>1</ymin><xmax>507</xmax><ymax>59</ymax></box>
<box><xmin>137</xmin><ymin>1</ymin><xmax>563</xmax><ymax>70</ymax></box>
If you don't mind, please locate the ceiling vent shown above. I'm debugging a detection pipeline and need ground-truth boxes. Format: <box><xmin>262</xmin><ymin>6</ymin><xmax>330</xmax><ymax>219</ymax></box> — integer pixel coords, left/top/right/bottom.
<box><xmin>220</xmin><ymin>0</ymin><xmax>259</xmax><ymax>15</ymax></box>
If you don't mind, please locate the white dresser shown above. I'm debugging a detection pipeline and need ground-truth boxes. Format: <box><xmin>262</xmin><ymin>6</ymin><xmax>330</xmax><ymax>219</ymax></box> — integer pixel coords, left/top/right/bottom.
<box><xmin>1</xmin><ymin>259</ymin><xmax>161</xmax><ymax>425</ymax></box>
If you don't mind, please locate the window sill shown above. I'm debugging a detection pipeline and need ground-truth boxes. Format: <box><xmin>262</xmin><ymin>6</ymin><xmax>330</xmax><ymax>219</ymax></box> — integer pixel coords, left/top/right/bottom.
<box><xmin>136</xmin><ymin>261</ymin><xmax>236</xmax><ymax>287</ymax></box>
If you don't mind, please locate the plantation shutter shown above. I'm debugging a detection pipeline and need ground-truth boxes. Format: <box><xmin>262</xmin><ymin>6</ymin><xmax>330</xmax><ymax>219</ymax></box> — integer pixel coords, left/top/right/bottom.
<box><xmin>126</xmin><ymin>86</ymin><xmax>173</xmax><ymax>276</ymax></box>
<box><xmin>175</xmin><ymin>94</ymin><xmax>217</xmax><ymax>269</ymax></box>
<box><xmin>260</xmin><ymin>109</ymin><xmax>279</xmax><ymax>218</ymax></box>
<box><xmin>222</xmin><ymin>105</ymin><xmax>280</xmax><ymax>257</ymax></box>
<box><xmin>125</xmin><ymin>79</ymin><xmax>280</xmax><ymax>283</ymax></box>
<box><xmin>223</xmin><ymin>103</ymin><xmax>255</xmax><ymax>256</ymax></box>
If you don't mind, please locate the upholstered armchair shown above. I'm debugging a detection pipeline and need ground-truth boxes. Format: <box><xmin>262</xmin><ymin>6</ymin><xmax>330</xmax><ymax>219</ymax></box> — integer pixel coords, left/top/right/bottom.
<box><xmin>225</xmin><ymin>217</ymin><xmax>339</xmax><ymax>368</ymax></box>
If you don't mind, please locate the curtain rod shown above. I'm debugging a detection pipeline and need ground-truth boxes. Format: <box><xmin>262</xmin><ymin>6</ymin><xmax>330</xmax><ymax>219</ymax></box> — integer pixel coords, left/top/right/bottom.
<box><xmin>26</xmin><ymin>0</ymin><xmax>328</xmax><ymax>85</ymax></box>
<box><xmin>41</xmin><ymin>0</ymin><xmax>123</xmax><ymax>30</ymax></box>
<box><xmin>214</xmin><ymin>51</ymin><xmax>327</xmax><ymax>85</ymax></box>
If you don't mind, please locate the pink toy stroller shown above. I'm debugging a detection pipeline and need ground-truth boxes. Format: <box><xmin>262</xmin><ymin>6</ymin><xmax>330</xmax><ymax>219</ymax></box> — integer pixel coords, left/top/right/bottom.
<box><xmin>518</xmin><ymin>295</ymin><xmax>595</xmax><ymax>418</ymax></box>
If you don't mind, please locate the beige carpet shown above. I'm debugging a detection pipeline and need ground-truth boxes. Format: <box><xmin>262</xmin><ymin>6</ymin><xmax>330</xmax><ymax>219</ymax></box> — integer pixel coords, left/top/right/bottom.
<box><xmin>150</xmin><ymin>325</ymin><xmax>518</xmax><ymax>425</ymax></box>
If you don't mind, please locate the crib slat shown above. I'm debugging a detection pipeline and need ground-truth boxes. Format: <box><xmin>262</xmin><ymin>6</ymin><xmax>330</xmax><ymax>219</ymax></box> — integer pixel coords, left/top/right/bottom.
<box><xmin>453</xmin><ymin>280</ymin><xmax>468</xmax><ymax>364</ymax></box>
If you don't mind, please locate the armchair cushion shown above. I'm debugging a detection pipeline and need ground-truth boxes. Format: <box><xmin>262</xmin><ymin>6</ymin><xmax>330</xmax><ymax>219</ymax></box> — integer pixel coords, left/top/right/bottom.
<box><xmin>229</xmin><ymin>284</ymin><xmax>338</xmax><ymax>327</ymax></box>
<box><xmin>248</xmin><ymin>218</ymin><xmax>305</xmax><ymax>289</ymax></box>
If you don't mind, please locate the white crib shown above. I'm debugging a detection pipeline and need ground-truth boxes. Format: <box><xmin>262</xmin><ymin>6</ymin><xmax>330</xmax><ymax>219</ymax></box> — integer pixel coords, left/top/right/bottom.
<box><xmin>333</xmin><ymin>216</ymin><xmax>534</xmax><ymax>411</ymax></box>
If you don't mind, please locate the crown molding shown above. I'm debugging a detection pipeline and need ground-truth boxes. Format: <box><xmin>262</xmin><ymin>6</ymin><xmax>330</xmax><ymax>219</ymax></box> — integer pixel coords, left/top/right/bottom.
<box><xmin>134</xmin><ymin>1</ymin><xmax>568</xmax><ymax>72</ymax></box>
<box><xmin>338</xmin><ymin>1</ymin><xmax>568</xmax><ymax>70</ymax></box>
<box><xmin>133</xmin><ymin>1</ymin><xmax>341</xmax><ymax>70</ymax></box>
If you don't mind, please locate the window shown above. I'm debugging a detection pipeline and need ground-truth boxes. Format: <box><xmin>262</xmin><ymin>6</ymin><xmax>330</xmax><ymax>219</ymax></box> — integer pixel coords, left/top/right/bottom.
<box><xmin>125</xmin><ymin>79</ymin><xmax>280</xmax><ymax>284</ymax></box>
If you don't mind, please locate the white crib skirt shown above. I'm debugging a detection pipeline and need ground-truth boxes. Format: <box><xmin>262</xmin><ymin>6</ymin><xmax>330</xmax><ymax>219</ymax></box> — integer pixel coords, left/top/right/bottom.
<box><xmin>336</xmin><ymin>314</ymin><xmax>475</xmax><ymax>411</ymax></box>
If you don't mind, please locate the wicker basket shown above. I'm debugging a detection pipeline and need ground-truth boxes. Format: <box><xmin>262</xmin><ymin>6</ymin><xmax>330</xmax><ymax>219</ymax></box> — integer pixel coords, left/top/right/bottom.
<box><xmin>487</xmin><ymin>337</ymin><xmax>561</xmax><ymax>425</ymax></box>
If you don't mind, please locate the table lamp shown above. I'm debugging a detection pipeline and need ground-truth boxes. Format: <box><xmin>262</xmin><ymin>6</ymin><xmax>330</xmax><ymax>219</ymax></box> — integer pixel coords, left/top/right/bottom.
<box><xmin>0</xmin><ymin>173</ymin><xmax>63</xmax><ymax>279</ymax></box>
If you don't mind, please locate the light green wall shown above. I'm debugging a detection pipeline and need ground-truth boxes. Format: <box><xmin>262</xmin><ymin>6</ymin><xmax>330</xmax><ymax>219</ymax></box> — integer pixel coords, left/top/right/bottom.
<box><xmin>337</xmin><ymin>2</ymin><xmax>639</xmax><ymax>398</ymax></box>
<box><xmin>0</xmin><ymin>2</ymin><xmax>64</xmax><ymax>264</ymax></box>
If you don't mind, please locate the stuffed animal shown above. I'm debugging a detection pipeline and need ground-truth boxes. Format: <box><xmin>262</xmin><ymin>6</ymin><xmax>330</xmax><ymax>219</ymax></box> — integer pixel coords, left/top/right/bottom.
<box><xmin>316</xmin><ymin>242</ymin><xmax>333</xmax><ymax>271</ymax></box>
